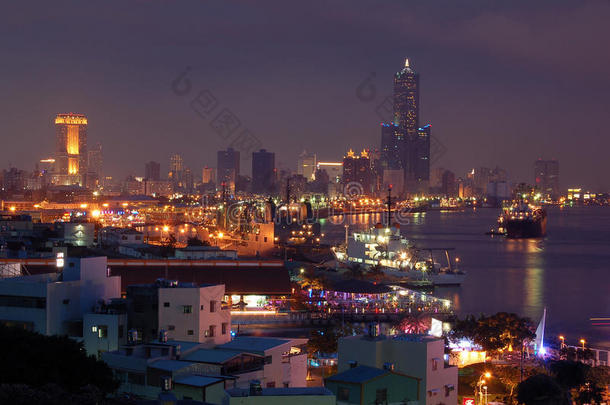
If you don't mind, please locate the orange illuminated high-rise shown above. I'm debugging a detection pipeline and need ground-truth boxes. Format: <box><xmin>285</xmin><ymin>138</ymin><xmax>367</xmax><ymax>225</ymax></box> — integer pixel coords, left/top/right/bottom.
<box><xmin>53</xmin><ymin>113</ymin><xmax>88</xmax><ymax>186</ymax></box>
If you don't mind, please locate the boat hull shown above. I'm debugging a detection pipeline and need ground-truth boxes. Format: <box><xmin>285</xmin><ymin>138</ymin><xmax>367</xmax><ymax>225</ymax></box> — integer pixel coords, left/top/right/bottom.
<box><xmin>505</xmin><ymin>215</ymin><xmax>547</xmax><ymax>239</ymax></box>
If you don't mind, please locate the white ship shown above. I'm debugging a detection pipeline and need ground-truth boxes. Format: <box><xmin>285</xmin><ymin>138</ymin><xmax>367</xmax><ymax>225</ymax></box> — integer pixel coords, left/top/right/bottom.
<box><xmin>332</xmin><ymin>223</ymin><xmax>466</xmax><ymax>286</ymax></box>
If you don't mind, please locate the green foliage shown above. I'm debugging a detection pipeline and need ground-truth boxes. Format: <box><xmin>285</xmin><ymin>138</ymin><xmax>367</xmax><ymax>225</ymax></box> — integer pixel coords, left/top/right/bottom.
<box><xmin>549</xmin><ymin>360</ymin><xmax>588</xmax><ymax>389</ymax></box>
<box><xmin>451</xmin><ymin>312</ymin><xmax>535</xmax><ymax>353</ymax></box>
<box><xmin>307</xmin><ymin>324</ymin><xmax>358</xmax><ymax>355</ymax></box>
<box><xmin>0</xmin><ymin>326</ymin><xmax>118</xmax><ymax>395</ymax></box>
<box><xmin>516</xmin><ymin>374</ymin><xmax>568</xmax><ymax>405</ymax></box>
<box><xmin>187</xmin><ymin>236</ymin><xmax>210</xmax><ymax>246</ymax></box>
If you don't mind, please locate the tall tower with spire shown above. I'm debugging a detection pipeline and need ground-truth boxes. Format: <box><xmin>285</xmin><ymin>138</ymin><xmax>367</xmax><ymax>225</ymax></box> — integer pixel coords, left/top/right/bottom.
<box><xmin>393</xmin><ymin>58</ymin><xmax>419</xmax><ymax>138</ymax></box>
<box><xmin>379</xmin><ymin>59</ymin><xmax>430</xmax><ymax>195</ymax></box>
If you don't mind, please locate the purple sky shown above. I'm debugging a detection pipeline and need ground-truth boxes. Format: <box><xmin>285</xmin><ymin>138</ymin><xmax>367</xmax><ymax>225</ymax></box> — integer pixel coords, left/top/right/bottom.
<box><xmin>2</xmin><ymin>0</ymin><xmax>609</xmax><ymax>189</ymax></box>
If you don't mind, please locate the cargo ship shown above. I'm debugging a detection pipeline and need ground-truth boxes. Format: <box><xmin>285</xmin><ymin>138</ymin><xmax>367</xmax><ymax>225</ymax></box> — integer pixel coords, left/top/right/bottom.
<box><xmin>498</xmin><ymin>202</ymin><xmax>547</xmax><ymax>239</ymax></box>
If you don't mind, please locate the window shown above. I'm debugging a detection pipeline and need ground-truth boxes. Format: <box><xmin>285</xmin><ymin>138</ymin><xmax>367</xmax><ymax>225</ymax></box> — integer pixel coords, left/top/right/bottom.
<box><xmin>62</xmin><ymin>299</ymin><xmax>70</xmax><ymax>305</ymax></box>
<box><xmin>432</xmin><ymin>358</ymin><xmax>439</xmax><ymax>371</ymax></box>
<box><xmin>338</xmin><ymin>387</ymin><xmax>350</xmax><ymax>401</ymax></box>
<box><xmin>187</xmin><ymin>329</ymin><xmax>194</xmax><ymax>335</ymax></box>
<box><xmin>375</xmin><ymin>388</ymin><xmax>387</xmax><ymax>403</ymax></box>
<box><xmin>98</xmin><ymin>325</ymin><xmax>108</xmax><ymax>339</ymax></box>
<box><xmin>183</xmin><ymin>305</ymin><xmax>193</xmax><ymax>314</ymax></box>
<box><xmin>264</xmin><ymin>237</ymin><xmax>268</xmax><ymax>243</ymax></box>
<box><xmin>266</xmin><ymin>382</ymin><xmax>275</xmax><ymax>388</ymax></box>
<box><xmin>221</xmin><ymin>323</ymin><xmax>228</xmax><ymax>335</ymax></box>
<box><xmin>200</xmin><ymin>304</ymin><xmax>204</xmax><ymax>311</ymax></box>
<box><xmin>163</xmin><ymin>302</ymin><xmax>170</xmax><ymax>307</ymax></box>
<box><xmin>208</xmin><ymin>325</ymin><xmax>216</xmax><ymax>337</ymax></box>
<box><xmin>445</xmin><ymin>384</ymin><xmax>455</xmax><ymax>397</ymax></box>
<box><xmin>264</xmin><ymin>355</ymin><xmax>272</xmax><ymax>365</ymax></box>
<box><xmin>209</xmin><ymin>301</ymin><xmax>216</xmax><ymax>312</ymax></box>
<box><xmin>168</xmin><ymin>325</ymin><xmax>175</xmax><ymax>331</ymax></box>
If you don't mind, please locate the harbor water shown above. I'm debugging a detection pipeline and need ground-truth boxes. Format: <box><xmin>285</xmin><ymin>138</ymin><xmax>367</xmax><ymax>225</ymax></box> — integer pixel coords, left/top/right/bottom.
<box><xmin>320</xmin><ymin>206</ymin><xmax>610</xmax><ymax>349</ymax></box>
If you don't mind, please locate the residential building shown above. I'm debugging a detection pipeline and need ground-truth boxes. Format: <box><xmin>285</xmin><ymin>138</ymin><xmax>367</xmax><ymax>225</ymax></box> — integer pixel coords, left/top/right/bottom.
<box><xmin>158</xmin><ymin>283</ymin><xmax>231</xmax><ymax>345</ymax></box>
<box><xmin>325</xmin><ymin>365</ymin><xmax>419</xmax><ymax>405</ymax></box>
<box><xmin>337</xmin><ymin>332</ymin><xmax>457</xmax><ymax>405</ymax></box>
<box><xmin>127</xmin><ymin>280</ymin><xmax>230</xmax><ymax>346</ymax></box>
<box><xmin>218</xmin><ymin>336</ymin><xmax>308</xmax><ymax>388</ymax></box>
<box><xmin>83</xmin><ymin>298</ymin><xmax>128</xmax><ymax>358</ymax></box>
<box><xmin>0</xmin><ymin>256</ymin><xmax>121</xmax><ymax>336</ymax></box>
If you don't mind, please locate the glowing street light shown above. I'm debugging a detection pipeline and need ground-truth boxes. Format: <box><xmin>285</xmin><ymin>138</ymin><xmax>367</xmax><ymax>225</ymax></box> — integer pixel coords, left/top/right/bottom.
<box><xmin>559</xmin><ymin>335</ymin><xmax>565</xmax><ymax>349</ymax></box>
<box><xmin>580</xmin><ymin>338</ymin><xmax>586</xmax><ymax>350</ymax></box>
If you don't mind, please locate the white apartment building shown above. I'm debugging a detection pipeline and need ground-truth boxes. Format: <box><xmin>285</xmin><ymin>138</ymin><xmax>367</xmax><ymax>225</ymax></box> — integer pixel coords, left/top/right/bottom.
<box><xmin>158</xmin><ymin>283</ymin><xmax>231</xmax><ymax>346</ymax></box>
<box><xmin>0</xmin><ymin>256</ymin><xmax>120</xmax><ymax>336</ymax></box>
<box><xmin>338</xmin><ymin>332</ymin><xmax>458</xmax><ymax>405</ymax></box>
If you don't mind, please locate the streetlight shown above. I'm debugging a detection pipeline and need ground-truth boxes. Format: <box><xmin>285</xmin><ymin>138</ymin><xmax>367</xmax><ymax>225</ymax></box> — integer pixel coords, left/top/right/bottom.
<box><xmin>559</xmin><ymin>335</ymin><xmax>565</xmax><ymax>349</ymax></box>
<box><xmin>475</xmin><ymin>372</ymin><xmax>491</xmax><ymax>405</ymax></box>
<box><xmin>580</xmin><ymin>338</ymin><xmax>586</xmax><ymax>350</ymax></box>
<box><xmin>483</xmin><ymin>386</ymin><xmax>488</xmax><ymax>405</ymax></box>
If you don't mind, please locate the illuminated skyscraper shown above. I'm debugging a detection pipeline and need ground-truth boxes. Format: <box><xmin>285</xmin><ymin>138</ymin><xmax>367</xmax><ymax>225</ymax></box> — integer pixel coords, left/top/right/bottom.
<box><xmin>53</xmin><ymin>113</ymin><xmax>88</xmax><ymax>186</ymax></box>
<box><xmin>202</xmin><ymin>166</ymin><xmax>215</xmax><ymax>184</ymax></box>
<box><xmin>393</xmin><ymin>58</ymin><xmax>419</xmax><ymax>137</ymax></box>
<box><xmin>342</xmin><ymin>149</ymin><xmax>373</xmax><ymax>195</ymax></box>
<box><xmin>169</xmin><ymin>153</ymin><xmax>185</xmax><ymax>189</ymax></box>
<box><xmin>380</xmin><ymin>59</ymin><xmax>430</xmax><ymax>194</ymax></box>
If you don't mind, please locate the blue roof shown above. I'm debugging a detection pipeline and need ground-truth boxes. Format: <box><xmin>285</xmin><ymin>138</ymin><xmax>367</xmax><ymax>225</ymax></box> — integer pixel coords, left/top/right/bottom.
<box><xmin>218</xmin><ymin>337</ymin><xmax>289</xmax><ymax>354</ymax></box>
<box><xmin>149</xmin><ymin>360</ymin><xmax>194</xmax><ymax>372</ymax></box>
<box><xmin>174</xmin><ymin>375</ymin><xmax>223</xmax><ymax>387</ymax></box>
<box><xmin>325</xmin><ymin>366</ymin><xmax>389</xmax><ymax>383</ymax></box>
<box><xmin>183</xmin><ymin>349</ymin><xmax>246</xmax><ymax>364</ymax></box>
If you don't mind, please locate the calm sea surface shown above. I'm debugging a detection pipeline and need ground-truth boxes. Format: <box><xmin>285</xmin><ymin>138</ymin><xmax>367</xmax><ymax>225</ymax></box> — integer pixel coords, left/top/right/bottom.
<box><xmin>320</xmin><ymin>206</ymin><xmax>610</xmax><ymax>349</ymax></box>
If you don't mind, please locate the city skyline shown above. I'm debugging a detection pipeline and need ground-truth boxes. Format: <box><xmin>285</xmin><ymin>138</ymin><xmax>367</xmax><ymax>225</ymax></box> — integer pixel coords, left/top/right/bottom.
<box><xmin>2</xmin><ymin>1</ymin><xmax>610</xmax><ymax>189</ymax></box>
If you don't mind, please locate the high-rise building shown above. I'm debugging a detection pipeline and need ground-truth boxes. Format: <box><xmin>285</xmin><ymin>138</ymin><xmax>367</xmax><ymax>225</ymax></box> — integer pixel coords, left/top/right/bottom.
<box><xmin>342</xmin><ymin>149</ymin><xmax>373</xmax><ymax>196</ymax></box>
<box><xmin>297</xmin><ymin>151</ymin><xmax>317</xmax><ymax>181</ymax></box>
<box><xmin>534</xmin><ymin>159</ymin><xmax>560</xmax><ymax>199</ymax></box>
<box><xmin>380</xmin><ymin>59</ymin><xmax>431</xmax><ymax>195</ymax></box>
<box><xmin>87</xmin><ymin>142</ymin><xmax>103</xmax><ymax>187</ymax></box>
<box><xmin>145</xmin><ymin>161</ymin><xmax>161</xmax><ymax>181</ymax></box>
<box><xmin>168</xmin><ymin>153</ymin><xmax>184</xmax><ymax>187</ymax></box>
<box><xmin>252</xmin><ymin>149</ymin><xmax>276</xmax><ymax>194</ymax></box>
<box><xmin>393</xmin><ymin>58</ymin><xmax>419</xmax><ymax>138</ymax></box>
<box><xmin>217</xmin><ymin>148</ymin><xmax>240</xmax><ymax>193</ymax></box>
<box><xmin>380</xmin><ymin>122</ymin><xmax>403</xmax><ymax>171</ymax></box>
<box><xmin>53</xmin><ymin>113</ymin><xmax>88</xmax><ymax>187</ymax></box>
<box><xmin>202</xmin><ymin>166</ymin><xmax>215</xmax><ymax>184</ymax></box>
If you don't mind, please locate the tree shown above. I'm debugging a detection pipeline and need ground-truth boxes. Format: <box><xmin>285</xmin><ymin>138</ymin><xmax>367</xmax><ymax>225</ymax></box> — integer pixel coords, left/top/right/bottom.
<box><xmin>0</xmin><ymin>326</ymin><xmax>118</xmax><ymax>396</ymax></box>
<box><xmin>307</xmin><ymin>324</ymin><xmax>358</xmax><ymax>355</ymax></box>
<box><xmin>549</xmin><ymin>360</ymin><xmax>588</xmax><ymax>390</ymax></box>
<box><xmin>451</xmin><ymin>312</ymin><xmax>535</xmax><ymax>354</ymax></box>
<box><xmin>395</xmin><ymin>312</ymin><xmax>431</xmax><ymax>334</ymax></box>
<box><xmin>516</xmin><ymin>374</ymin><xmax>568</xmax><ymax>405</ymax></box>
<box><xmin>187</xmin><ymin>236</ymin><xmax>210</xmax><ymax>247</ymax></box>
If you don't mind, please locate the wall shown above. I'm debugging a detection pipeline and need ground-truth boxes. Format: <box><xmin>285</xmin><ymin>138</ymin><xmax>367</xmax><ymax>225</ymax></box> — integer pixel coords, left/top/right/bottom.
<box><xmin>158</xmin><ymin>284</ymin><xmax>230</xmax><ymax>346</ymax></box>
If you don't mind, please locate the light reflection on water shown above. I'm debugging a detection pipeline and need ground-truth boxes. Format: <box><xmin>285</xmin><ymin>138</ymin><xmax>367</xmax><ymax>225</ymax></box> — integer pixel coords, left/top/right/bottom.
<box><xmin>322</xmin><ymin>207</ymin><xmax>610</xmax><ymax>349</ymax></box>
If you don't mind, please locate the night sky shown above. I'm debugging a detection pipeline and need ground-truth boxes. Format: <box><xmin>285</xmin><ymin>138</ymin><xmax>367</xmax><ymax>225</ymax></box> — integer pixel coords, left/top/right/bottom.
<box><xmin>2</xmin><ymin>0</ymin><xmax>609</xmax><ymax>189</ymax></box>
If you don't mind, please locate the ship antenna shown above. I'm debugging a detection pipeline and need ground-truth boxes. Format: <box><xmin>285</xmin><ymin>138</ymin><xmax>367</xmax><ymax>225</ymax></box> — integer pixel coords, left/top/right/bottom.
<box><xmin>386</xmin><ymin>185</ymin><xmax>392</xmax><ymax>228</ymax></box>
